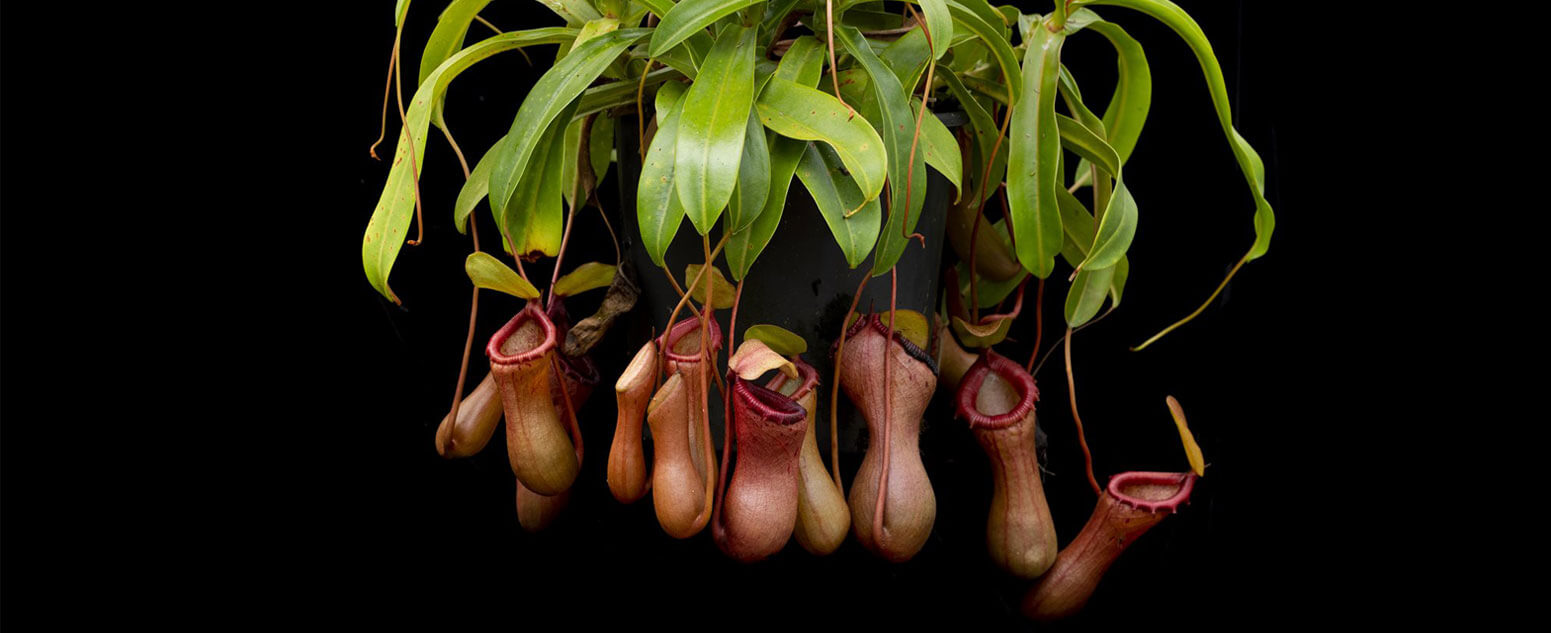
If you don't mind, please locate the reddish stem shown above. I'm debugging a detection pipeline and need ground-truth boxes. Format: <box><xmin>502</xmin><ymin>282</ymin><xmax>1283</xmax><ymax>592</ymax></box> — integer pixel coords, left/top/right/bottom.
<box><xmin>828</xmin><ymin>274</ymin><xmax>871</xmax><ymax>494</ymax></box>
<box><xmin>871</xmin><ymin>267</ymin><xmax>899</xmax><ymax>550</ymax></box>
<box><xmin>714</xmin><ymin>280</ymin><xmax>746</xmax><ymax>532</ymax></box>
<box><xmin>1025</xmin><ymin>277</ymin><xmax>1045</xmax><ymax>372</ymax></box>
<box><xmin>1064</xmin><ymin>327</ymin><xmax>1101</xmax><ymax>496</ymax></box>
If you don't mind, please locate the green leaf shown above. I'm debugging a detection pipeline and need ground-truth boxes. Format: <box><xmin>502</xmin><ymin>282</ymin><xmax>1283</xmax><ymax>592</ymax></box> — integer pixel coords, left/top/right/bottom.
<box><xmin>726</xmin><ymin>111</ymin><xmax>772</xmax><ymax>233</ymax></box>
<box><xmin>417</xmin><ymin>0</ymin><xmax>495</xmax><ymax>87</ymax></box>
<box><xmin>743</xmin><ymin>324</ymin><xmax>808</xmax><ymax>356</ymax></box>
<box><xmin>590</xmin><ymin>113</ymin><xmax>614</xmax><ymax>188</ymax></box>
<box><xmin>761</xmin><ymin>0</ymin><xmax>807</xmax><ymax>41</ymax></box>
<box><xmin>1086</xmin><ymin>17</ymin><xmax>1150</xmax><ymax>163</ymax></box>
<box><xmin>466</xmin><ymin>252</ymin><xmax>540</xmax><ymax>299</ymax></box>
<box><xmin>946</xmin><ymin>0</ymin><xmax>1021</xmax><ymax>105</ymax></box>
<box><xmin>634</xmin><ymin>0</ymin><xmax>674</xmax><ymax>17</ymax></box>
<box><xmin>637</xmin><ymin>97</ymin><xmax>688</xmax><ymax>267</ymax></box>
<box><xmin>1064</xmin><ymin>261</ymin><xmax>1114</xmax><ymax>327</ymax></box>
<box><xmin>574</xmin><ymin>16</ymin><xmax>621</xmax><ymax>48</ymax></box>
<box><xmin>676</xmin><ymin>25</ymin><xmax>756</xmax><ymax>235</ymax></box>
<box><xmin>725</xmin><ymin>139</ymin><xmax>793</xmax><ymax>281</ymax></box>
<box><xmin>912</xmin><ymin>0</ymin><xmax>955</xmax><ymax>59</ymax></box>
<box><xmin>835</xmin><ymin>26</ymin><xmax>927</xmax><ymax>277</ymax></box>
<box><xmin>1057</xmin><ymin>188</ymin><xmax>1127</xmax><ymax>306</ymax></box>
<box><xmin>499</xmin><ymin>100</ymin><xmax>577</xmax><ymax>258</ymax></box>
<box><xmin>914</xmin><ymin>99</ymin><xmax>962</xmax><ymax>201</ymax></box>
<box><xmin>685</xmin><ymin>263</ymin><xmax>736</xmax><ymax>309</ymax></box>
<box><xmin>560</xmin><ymin>117</ymin><xmax>587</xmax><ymax>210</ymax></box>
<box><xmin>775</xmin><ymin>36</ymin><xmax>824</xmax><ymax>86</ymax></box>
<box><xmin>576</xmin><ymin>66</ymin><xmax>681</xmax><ymax>118</ymax></box>
<box><xmin>655</xmin><ymin>80</ymin><xmax>688</xmax><ymax>126</ymax></box>
<box><xmin>1056</xmin><ymin>114</ymin><xmax>1120</xmax><ymax>177</ymax></box>
<box><xmin>939</xmin><ymin>69</ymin><xmax>1000</xmax><ymax>202</ymax></box>
<box><xmin>954</xmin><ymin>220</ymin><xmax>1029</xmax><ymax>309</ymax></box>
<box><xmin>795</xmin><ymin>143</ymin><xmax>881</xmax><ymax>269</ymax></box>
<box><xmin>1082</xmin><ymin>0</ymin><xmax>1272</xmax><ymax>259</ymax></box>
<box><xmin>648</xmin><ymin>0</ymin><xmax>764</xmax><ymax>58</ymax></box>
<box><xmin>1005</xmin><ymin>16</ymin><xmax>1065</xmax><ymax>278</ymax></box>
<box><xmin>454</xmin><ymin>135</ymin><xmax>500</xmax><ymax>234</ymax></box>
<box><xmin>395</xmin><ymin>0</ymin><xmax>411</xmax><ymax>27</ymax></box>
<box><xmin>755</xmin><ymin>78</ymin><xmax>886</xmax><ymax>204</ymax></box>
<box><xmin>553</xmin><ymin>262</ymin><xmax>617</xmax><ymax>296</ymax></box>
<box><xmin>362</xmin><ymin>28</ymin><xmax>579</xmax><ymax>303</ymax></box>
<box><xmin>1084</xmin><ymin>179</ymin><xmax>1136</xmax><ymax>270</ymax></box>
<box><xmin>489</xmin><ymin>28</ymin><xmax>650</xmax><ymax>226</ymax></box>
<box><xmin>880</xmin><ymin>28</ymin><xmax>932</xmax><ymax>91</ymax></box>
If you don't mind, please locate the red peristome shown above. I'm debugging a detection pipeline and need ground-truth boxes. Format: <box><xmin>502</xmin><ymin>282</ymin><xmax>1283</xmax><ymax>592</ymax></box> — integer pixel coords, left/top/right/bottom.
<box><xmin>1107</xmin><ymin>471</ymin><xmax>1196</xmax><ymax>514</ymax></box>
<box><xmin>955</xmin><ymin>350</ymin><xmax>1038</xmax><ymax>430</ymax></box>
<box><xmin>487</xmin><ymin>300</ymin><xmax>557</xmax><ymax>366</ymax></box>
<box><xmin>765</xmin><ymin>354</ymin><xmax>820</xmax><ymax>401</ymax></box>
<box><xmin>661</xmin><ymin>313</ymin><xmax>723</xmax><ymax>364</ymax></box>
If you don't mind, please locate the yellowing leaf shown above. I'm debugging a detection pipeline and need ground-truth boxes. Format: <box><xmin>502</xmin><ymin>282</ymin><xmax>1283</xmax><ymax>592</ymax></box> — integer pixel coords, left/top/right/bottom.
<box><xmin>1166</xmin><ymin>395</ymin><xmax>1206</xmax><ymax>476</ymax></box>
<box><xmin>465</xmin><ymin>252</ymin><xmax>540</xmax><ymax>299</ymax></box>
<box><xmin>553</xmin><ymin>262</ymin><xmax>616</xmax><ymax>296</ymax></box>
<box><xmin>728</xmin><ymin>339</ymin><xmax>797</xmax><ymax>381</ymax></box>
<box><xmin>950</xmin><ymin>313</ymin><xmax>1013</xmax><ymax>349</ymax></box>
<box><xmin>743</xmin><ymin>324</ymin><xmax>807</xmax><ymax>356</ymax></box>
<box><xmin>847</xmin><ymin>309</ymin><xmax>930</xmax><ymax>349</ymax></box>
<box><xmin>684</xmin><ymin>263</ymin><xmax>735</xmax><ymax>309</ymax></box>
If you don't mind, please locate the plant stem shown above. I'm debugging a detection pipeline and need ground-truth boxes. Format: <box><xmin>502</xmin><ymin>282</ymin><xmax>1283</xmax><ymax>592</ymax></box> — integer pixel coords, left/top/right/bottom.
<box><xmin>828</xmin><ymin>274</ymin><xmax>870</xmax><ymax>494</ymax></box>
<box><xmin>392</xmin><ymin>20</ymin><xmax>425</xmax><ymax>247</ymax></box>
<box><xmin>825</xmin><ymin>0</ymin><xmax>857</xmax><ymax>118</ymax></box>
<box><xmin>968</xmin><ymin>106</ymin><xmax>1014</xmax><ymax>323</ymax></box>
<box><xmin>872</xmin><ymin>266</ymin><xmax>899</xmax><ymax>550</ymax></box>
<box><xmin>368</xmin><ymin>21</ymin><xmax>402</xmax><ymax>160</ymax></box>
<box><xmin>1064</xmin><ymin>327</ymin><xmax>1101</xmax><ymax>496</ymax></box>
<box><xmin>1025</xmin><ymin>277</ymin><xmax>1045</xmax><ymax>372</ymax></box>
<box><xmin>444</xmin><ymin>123</ymin><xmax>481</xmax><ymax>449</ymax></box>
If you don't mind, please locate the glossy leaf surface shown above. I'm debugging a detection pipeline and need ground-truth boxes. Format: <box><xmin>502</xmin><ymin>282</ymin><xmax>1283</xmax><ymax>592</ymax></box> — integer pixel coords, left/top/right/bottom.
<box><xmin>553</xmin><ymin>262</ymin><xmax>617</xmax><ymax>296</ymax></box>
<box><xmin>676</xmin><ymin>25</ymin><xmax>756</xmax><ymax>235</ymax></box>
<box><xmin>466</xmin><ymin>252</ymin><xmax>540</xmax><ymax>299</ymax></box>
<box><xmin>488</xmin><ymin>29</ymin><xmax>650</xmax><ymax>226</ymax></box>
<box><xmin>648</xmin><ymin>0</ymin><xmax>764</xmax><ymax>57</ymax></box>
<box><xmin>1082</xmin><ymin>0</ymin><xmax>1274</xmax><ymax>258</ymax></box>
<box><xmin>755</xmin><ymin>77</ymin><xmax>886</xmax><ymax>204</ymax></box>
<box><xmin>637</xmin><ymin>98</ymin><xmax>689</xmax><ymax>267</ymax></box>
<box><xmin>795</xmin><ymin>143</ymin><xmax>881</xmax><ymax>269</ymax></box>
<box><xmin>362</xmin><ymin>28</ymin><xmax>578</xmax><ymax>302</ymax></box>
<box><xmin>1005</xmin><ymin>17</ymin><xmax>1065</xmax><ymax>278</ymax></box>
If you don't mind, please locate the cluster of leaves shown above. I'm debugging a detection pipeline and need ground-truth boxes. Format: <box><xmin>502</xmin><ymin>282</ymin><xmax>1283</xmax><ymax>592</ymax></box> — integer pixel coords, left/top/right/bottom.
<box><xmin>361</xmin><ymin>0</ymin><xmax>1273</xmax><ymax>351</ymax></box>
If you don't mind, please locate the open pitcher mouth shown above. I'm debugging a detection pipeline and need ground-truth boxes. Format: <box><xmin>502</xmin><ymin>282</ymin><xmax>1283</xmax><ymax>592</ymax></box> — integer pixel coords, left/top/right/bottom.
<box><xmin>732</xmin><ymin>376</ymin><xmax>808</xmax><ymax>426</ymax></box>
<box><xmin>839</xmin><ymin>312</ymin><xmax>939</xmax><ymax>374</ymax></box>
<box><xmin>661</xmin><ymin>314</ymin><xmax>723</xmax><ymax>364</ymax></box>
<box><xmin>765</xmin><ymin>355</ymin><xmax>820</xmax><ymax>400</ymax></box>
<box><xmin>956</xmin><ymin>351</ymin><xmax>1038</xmax><ymax>430</ymax></box>
<box><xmin>487</xmin><ymin>300</ymin><xmax>558</xmax><ymax>367</ymax></box>
<box><xmin>1108</xmin><ymin>471</ymin><xmax>1197</xmax><ymax>513</ymax></box>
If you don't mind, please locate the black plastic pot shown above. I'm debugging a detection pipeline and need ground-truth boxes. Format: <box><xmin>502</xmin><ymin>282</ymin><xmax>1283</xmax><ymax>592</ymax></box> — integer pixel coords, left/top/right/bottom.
<box><xmin>615</xmin><ymin>113</ymin><xmax>965</xmax><ymax>452</ymax></box>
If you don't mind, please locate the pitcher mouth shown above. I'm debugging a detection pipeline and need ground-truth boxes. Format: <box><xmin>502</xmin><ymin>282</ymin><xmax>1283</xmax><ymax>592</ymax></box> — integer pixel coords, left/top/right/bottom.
<box><xmin>732</xmin><ymin>376</ymin><xmax>807</xmax><ymax>426</ymax></box>
<box><xmin>837</xmin><ymin>312</ymin><xmax>939</xmax><ymax>374</ymax></box>
<box><xmin>956</xmin><ymin>350</ymin><xmax>1038</xmax><ymax>430</ymax></box>
<box><xmin>1107</xmin><ymin>472</ymin><xmax>1197</xmax><ymax>513</ymax></box>
<box><xmin>661</xmin><ymin>315</ymin><xmax>723</xmax><ymax>364</ymax></box>
<box><xmin>486</xmin><ymin>300</ymin><xmax>557</xmax><ymax>366</ymax></box>
<box><xmin>765</xmin><ymin>355</ymin><xmax>820</xmax><ymax>400</ymax></box>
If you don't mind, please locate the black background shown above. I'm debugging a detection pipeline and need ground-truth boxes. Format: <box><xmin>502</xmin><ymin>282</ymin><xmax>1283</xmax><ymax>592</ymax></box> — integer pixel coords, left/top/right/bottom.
<box><xmin>0</xmin><ymin>0</ymin><xmax>1368</xmax><ymax>627</ymax></box>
